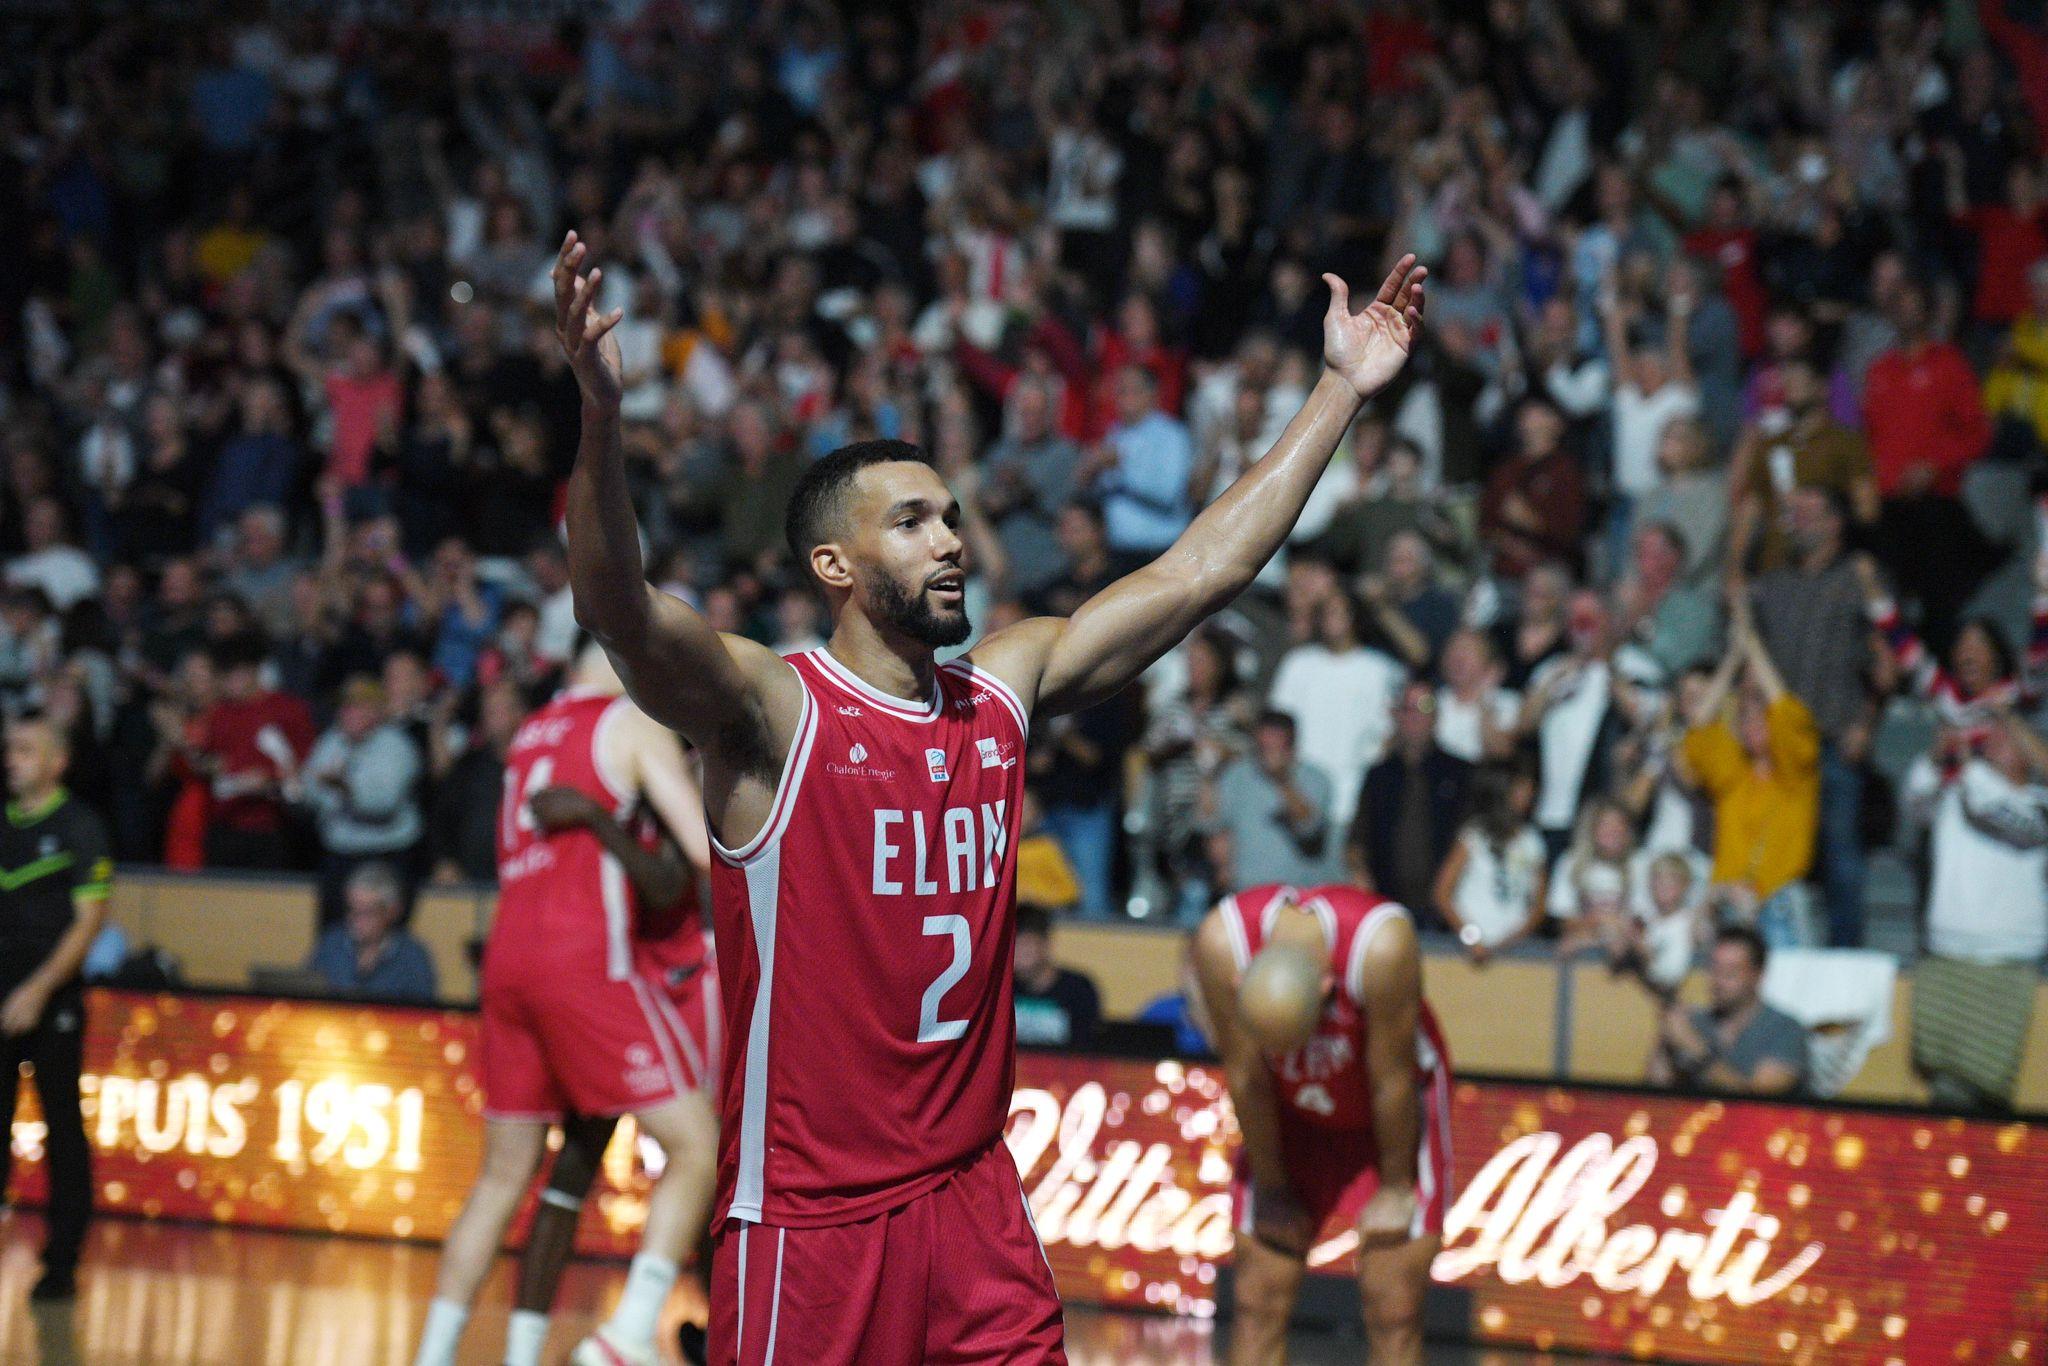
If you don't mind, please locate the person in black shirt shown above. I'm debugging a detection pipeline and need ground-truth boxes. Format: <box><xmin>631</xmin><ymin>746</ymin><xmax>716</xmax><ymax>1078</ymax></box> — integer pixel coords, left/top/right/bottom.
<box><xmin>0</xmin><ymin>715</ymin><xmax>113</xmax><ymax>1301</ymax></box>
<box><xmin>1012</xmin><ymin>903</ymin><xmax>1102</xmax><ymax>1049</ymax></box>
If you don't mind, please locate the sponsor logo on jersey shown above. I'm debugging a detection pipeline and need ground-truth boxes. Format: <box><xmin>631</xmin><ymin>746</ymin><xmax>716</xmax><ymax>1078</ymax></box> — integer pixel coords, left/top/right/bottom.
<box><xmin>926</xmin><ymin>747</ymin><xmax>950</xmax><ymax>782</ymax></box>
<box><xmin>826</xmin><ymin>742</ymin><xmax>897</xmax><ymax>781</ymax></box>
<box><xmin>837</xmin><ymin>706</ymin><xmax>863</xmax><ymax>717</ymax></box>
<box><xmin>976</xmin><ymin>736</ymin><xmax>1017</xmax><ymax>769</ymax></box>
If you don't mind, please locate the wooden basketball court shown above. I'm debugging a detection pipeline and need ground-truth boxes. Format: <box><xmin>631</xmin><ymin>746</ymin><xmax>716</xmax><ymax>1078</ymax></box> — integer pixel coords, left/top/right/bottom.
<box><xmin>0</xmin><ymin>1213</ymin><xmax>1604</xmax><ymax>1365</ymax></box>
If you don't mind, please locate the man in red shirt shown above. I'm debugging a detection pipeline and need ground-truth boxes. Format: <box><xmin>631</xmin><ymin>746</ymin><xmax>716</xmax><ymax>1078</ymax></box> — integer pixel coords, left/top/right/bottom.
<box><xmin>191</xmin><ymin>632</ymin><xmax>315</xmax><ymax>869</ymax></box>
<box><xmin>1863</xmin><ymin>280</ymin><xmax>1996</xmax><ymax>649</ymax></box>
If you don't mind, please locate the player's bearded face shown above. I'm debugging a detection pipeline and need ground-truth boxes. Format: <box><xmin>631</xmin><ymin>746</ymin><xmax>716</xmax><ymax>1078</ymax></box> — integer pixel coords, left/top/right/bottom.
<box><xmin>868</xmin><ymin>559</ymin><xmax>973</xmax><ymax>647</ymax></box>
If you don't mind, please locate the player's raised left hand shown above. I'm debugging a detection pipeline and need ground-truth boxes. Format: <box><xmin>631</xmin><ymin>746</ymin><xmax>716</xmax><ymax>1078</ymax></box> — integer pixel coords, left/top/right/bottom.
<box><xmin>1358</xmin><ymin>1184</ymin><xmax>1419</xmax><ymax>1250</ymax></box>
<box><xmin>1321</xmin><ymin>254</ymin><xmax>1426</xmax><ymax>400</ymax></box>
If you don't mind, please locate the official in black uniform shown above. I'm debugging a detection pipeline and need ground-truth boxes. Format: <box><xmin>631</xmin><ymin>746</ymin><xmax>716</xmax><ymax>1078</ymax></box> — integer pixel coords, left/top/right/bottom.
<box><xmin>0</xmin><ymin>715</ymin><xmax>112</xmax><ymax>1301</ymax></box>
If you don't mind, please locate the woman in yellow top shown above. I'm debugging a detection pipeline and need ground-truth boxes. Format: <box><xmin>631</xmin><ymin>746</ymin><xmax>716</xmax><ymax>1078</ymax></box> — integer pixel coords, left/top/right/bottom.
<box><xmin>1985</xmin><ymin>261</ymin><xmax>2048</xmax><ymax>448</ymax></box>
<box><xmin>1680</xmin><ymin>604</ymin><xmax>1822</xmax><ymax>948</ymax></box>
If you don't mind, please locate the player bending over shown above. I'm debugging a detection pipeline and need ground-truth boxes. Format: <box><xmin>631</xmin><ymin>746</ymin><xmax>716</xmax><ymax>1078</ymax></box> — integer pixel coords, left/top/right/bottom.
<box><xmin>552</xmin><ymin>227</ymin><xmax>1422</xmax><ymax>1364</ymax></box>
<box><xmin>417</xmin><ymin>645</ymin><xmax>717</xmax><ymax>1366</ymax></box>
<box><xmin>1191</xmin><ymin>884</ymin><xmax>1453</xmax><ymax>1366</ymax></box>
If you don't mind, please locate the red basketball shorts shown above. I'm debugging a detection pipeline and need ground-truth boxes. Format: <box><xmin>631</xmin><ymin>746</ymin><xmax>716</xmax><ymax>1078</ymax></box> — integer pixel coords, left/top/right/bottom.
<box><xmin>480</xmin><ymin>957</ymin><xmax>718</xmax><ymax>1122</ymax></box>
<box><xmin>1232</xmin><ymin>1066</ymin><xmax>1455</xmax><ymax>1247</ymax></box>
<box><xmin>707</xmin><ymin>1141</ymin><xmax>1066</xmax><ymax>1365</ymax></box>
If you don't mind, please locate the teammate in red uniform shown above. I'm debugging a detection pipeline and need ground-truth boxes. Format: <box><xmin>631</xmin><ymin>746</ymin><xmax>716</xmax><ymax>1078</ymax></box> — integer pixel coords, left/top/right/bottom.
<box><xmin>416</xmin><ymin>646</ymin><xmax>717</xmax><ymax>1366</ymax></box>
<box><xmin>552</xmin><ymin>227</ymin><xmax>1424</xmax><ymax>1363</ymax></box>
<box><xmin>1191</xmin><ymin>883</ymin><xmax>1453</xmax><ymax>1366</ymax></box>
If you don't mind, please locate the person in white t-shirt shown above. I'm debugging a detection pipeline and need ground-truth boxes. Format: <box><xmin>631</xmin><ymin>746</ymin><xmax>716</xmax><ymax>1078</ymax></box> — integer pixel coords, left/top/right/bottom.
<box><xmin>1434</xmin><ymin>628</ymin><xmax>1520</xmax><ymax>763</ymax></box>
<box><xmin>1601</xmin><ymin>277</ymin><xmax>1700</xmax><ymax>571</ymax></box>
<box><xmin>1267</xmin><ymin>590</ymin><xmax>1408</xmax><ymax>829</ymax></box>
<box><xmin>1513</xmin><ymin>590</ymin><xmax>1664</xmax><ymax>857</ymax></box>
<box><xmin>1550</xmin><ymin>799</ymin><xmax>1639</xmax><ymax>954</ymax></box>
<box><xmin>1434</xmin><ymin>757</ymin><xmax>1548</xmax><ymax>963</ymax></box>
<box><xmin>1907</xmin><ymin>712</ymin><xmax>2048</xmax><ymax>1111</ymax></box>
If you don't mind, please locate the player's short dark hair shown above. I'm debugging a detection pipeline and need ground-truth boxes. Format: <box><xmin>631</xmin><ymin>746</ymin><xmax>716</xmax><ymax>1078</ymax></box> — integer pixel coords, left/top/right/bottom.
<box><xmin>1016</xmin><ymin>903</ymin><xmax>1055</xmax><ymax>939</ymax></box>
<box><xmin>784</xmin><ymin>439</ymin><xmax>927</xmax><ymax>570</ymax></box>
<box><xmin>1714</xmin><ymin>924</ymin><xmax>1768</xmax><ymax>972</ymax></box>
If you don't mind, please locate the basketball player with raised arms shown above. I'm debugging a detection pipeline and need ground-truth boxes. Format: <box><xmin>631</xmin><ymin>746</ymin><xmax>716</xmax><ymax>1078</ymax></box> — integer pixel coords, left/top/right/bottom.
<box><xmin>417</xmin><ymin>644</ymin><xmax>719</xmax><ymax>1366</ymax></box>
<box><xmin>1190</xmin><ymin>883</ymin><xmax>1453</xmax><ymax>1366</ymax></box>
<box><xmin>551</xmin><ymin>226</ymin><xmax>1424</xmax><ymax>1363</ymax></box>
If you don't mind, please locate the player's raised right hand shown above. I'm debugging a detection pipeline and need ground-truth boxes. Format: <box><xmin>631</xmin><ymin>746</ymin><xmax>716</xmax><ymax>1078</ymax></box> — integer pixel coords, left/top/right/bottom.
<box><xmin>552</xmin><ymin>231</ymin><xmax>625</xmax><ymax>411</ymax></box>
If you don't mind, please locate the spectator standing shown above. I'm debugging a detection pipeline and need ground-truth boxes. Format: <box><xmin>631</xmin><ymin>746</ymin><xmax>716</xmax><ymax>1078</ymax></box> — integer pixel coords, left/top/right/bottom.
<box><xmin>1906</xmin><ymin>713</ymin><xmax>2048</xmax><ymax>1112</ymax></box>
<box><xmin>1011</xmin><ymin>904</ymin><xmax>1102</xmax><ymax>1049</ymax></box>
<box><xmin>1682</xmin><ymin>615</ymin><xmax>1822</xmax><ymax>948</ymax></box>
<box><xmin>1267</xmin><ymin>591</ymin><xmax>1407</xmax><ymax>830</ymax></box>
<box><xmin>1432</xmin><ymin>757</ymin><xmax>1548</xmax><ymax>963</ymax></box>
<box><xmin>306</xmin><ymin>861</ymin><xmax>438</xmax><ymax>1002</ymax></box>
<box><xmin>1863</xmin><ymin>281</ymin><xmax>1997</xmax><ymax>645</ymax></box>
<box><xmin>1140</xmin><ymin>629</ymin><xmax>1253</xmax><ymax>920</ymax></box>
<box><xmin>192</xmin><ymin>633</ymin><xmax>315</xmax><ymax>869</ymax></box>
<box><xmin>1515</xmin><ymin>591</ymin><xmax>1663</xmax><ymax>859</ymax></box>
<box><xmin>980</xmin><ymin>379</ymin><xmax>1083</xmax><ymax>599</ymax></box>
<box><xmin>1749</xmin><ymin>490</ymin><xmax>1873</xmax><ymax>945</ymax></box>
<box><xmin>1080</xmin><ymin>365</ymin><xmax>1193</xmax><ymax>572</ymax></box>
<box><xmin>1728</xmin><ymin>354</ymin><xmax>1878</xmax><ymax>577</ymax></box>
<box><xmin>219</xmin><ymin>506</ymin><xmax>302</xmax><ymax>645</ymax></box>
<box><xmin>1480</xmin><ymin>398</ymin><xmax>1588</xmax><ymax>582</ymax></box>
<box><xmin>7</xmin><ymin>500</ymin><xmax>101</xmax><ymax>613</ymax></box>
<box><xmin>1029</xmin><ymin>691</ymin><xmax>1138</xmax><ymax>922</ymax></box>
<box><xmin>1617</xmin><ymin>521</ymin><xmax>1718</xmax><ymax>678</ymax></box>
<box><xmin>1490</xmin><ymin>562</ymin><xmax>1572</xmax><ymax>692</ymax></box>
<box><xmin>299</xmin><ymin>675</ymin><xmax>423</xmax><ymax>925</ymax></box>
<box><xmin>1366</xmin><ymin>529</ymin><xmax>1460</xmax><ymax>667</ymax></box>
<box><xmin>1202</xmin><ymin>711</ymin><xmax>1339</xmax><ymax>893</ymax></box>
<box><xmin>430</xmin><ymin>681</ymin><xmax>526</xmax><ymax>885</ymax></box>
<box><xmin>1601</xmin><ymin>284</ymin><xmax>1701</xmax><ymax>570</ymax></box>
<box><xmin>1434</xmin><ymin>629</ymin><xmax>1519</xmax><ymax>765</ymax></box>
<box><xmin>1634</xmin><ymin>417</ymin><xmax>1727</xmax><ymax>584</ymax></box>
<box><xmin>1647</xmin><ymin>926</ymin><xmax>1808</xmax><ymax>1096</ymax></box>
<box><xmin>1348</xmin><ymin>684</ymin><xmax>1471</xmax><ymax>918</ymax></box>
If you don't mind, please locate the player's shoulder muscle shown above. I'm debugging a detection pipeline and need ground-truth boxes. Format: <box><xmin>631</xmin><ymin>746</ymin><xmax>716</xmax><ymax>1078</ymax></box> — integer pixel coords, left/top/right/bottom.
<box><xmin>963</xmin><ymin>616</ymin><xmax>1065</xmax><ymax>717</ymax></box>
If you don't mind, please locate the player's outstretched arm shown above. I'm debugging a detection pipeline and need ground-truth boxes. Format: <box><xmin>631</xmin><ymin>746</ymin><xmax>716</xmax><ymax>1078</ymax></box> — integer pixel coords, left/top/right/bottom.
<box><xmin>553</xmin><ymin>232</ymin><xmax>795</xmax><ymax>753</ymax></box>
<box><xmin>974</xmin><ymin>257</ymin><xmax>1425</xmax><ymax>718</ymax></box>
<box><xmin>1356</xmin><ymin>914</ymin><xmax>1424</xmax><ymax>1247</ymax></box>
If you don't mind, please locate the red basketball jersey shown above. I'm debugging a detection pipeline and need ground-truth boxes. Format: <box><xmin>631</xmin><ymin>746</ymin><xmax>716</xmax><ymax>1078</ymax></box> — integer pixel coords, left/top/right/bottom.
<box><xmin>710</xmin><ymin>648</ymin><xmax>1030</xmax><ymax>1227</ymax></box>
<box><xmin>490</xmin><ymin>688</ymin><xmax>657</xmax><ymax>982</ymax></box>
<box><xmin>1220</xmin><ymin>883</ymin><xmax>1450</xmax><ymax>1133</ymax></box>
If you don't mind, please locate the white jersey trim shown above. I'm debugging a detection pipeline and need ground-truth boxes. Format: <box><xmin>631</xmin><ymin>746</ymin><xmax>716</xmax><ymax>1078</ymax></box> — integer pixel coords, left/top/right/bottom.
<box><xmin>588</xmin><ymin>694</ymin><xmax>636</xmax><ymax>810</ymax></box>
<box><xmin>1345</xmin><ymin>901</ymin><xmax>1412</xmax><ymax>1005</ymax></box>
<box><xmin>729</xmin><ymin>847</ymin><xmax>783</xmax><ymax>1222</ymax></box>
<box><xmin>712</xmin><ymin>670</ymin><xmax>818</xmax><ymax>867</ymax></box>
<box><xmin>763</xmin><ymin>1227</ymin><xmax>787</xmax><ymax>1364</ymax></box>
<box><xmin>1218</xmin><ymin>894</ymin><xmax>1251</xmax><ymax>970</ymax></box>
<box><xmin>600</xmin><ymin>851</ymin><xmax>632</xmax><ymax>980</ymax></box>
<box><xmin>807</xmin><ymin>647</ymin><xmax>942</xmax><ymax>722</ymax></box>
<box><xmin>939</xmin><ymin>659</ymin><xmax>1031</xmax><ymax>741</ymax></box>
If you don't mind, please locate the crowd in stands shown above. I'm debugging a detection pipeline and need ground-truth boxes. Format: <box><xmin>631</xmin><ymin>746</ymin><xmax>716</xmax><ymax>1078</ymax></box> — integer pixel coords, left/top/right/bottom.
<box><xmin>4</xmin><ymin>0</ymin><xmax>2048</xmax><ymax>1109</ymax></box>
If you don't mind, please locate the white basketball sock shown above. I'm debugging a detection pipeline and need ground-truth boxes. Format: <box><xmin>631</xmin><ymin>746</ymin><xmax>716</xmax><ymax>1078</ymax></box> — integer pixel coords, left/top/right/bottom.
<box><xmin>413</xmin><ymin>1298</ymin><xmax>470</xmax><ymax>1366</ymax></box>
<box><xmin>604</xmin><ymin>1253</ymin><xmax>679</xmax><ymax>1345</ymax></box>
<box><xmin>502</xmin><ymin>1308</ymin><xmax>550</xmax><ymax>1366</ymax></box>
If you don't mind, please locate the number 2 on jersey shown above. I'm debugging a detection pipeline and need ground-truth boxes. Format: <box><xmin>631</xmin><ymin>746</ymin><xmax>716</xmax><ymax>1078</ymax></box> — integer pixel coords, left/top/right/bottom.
<box><xmin>918</xmin><ymin>914</ymin><xmax>971</xmax><ymax>1043</ymax></box>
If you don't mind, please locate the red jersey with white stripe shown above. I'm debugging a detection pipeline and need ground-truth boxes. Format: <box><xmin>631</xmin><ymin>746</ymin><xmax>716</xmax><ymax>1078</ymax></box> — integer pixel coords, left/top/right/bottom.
<box><xmin>1223</xmin><ymin>883</ymin><xmax>1455</xmax><ymax>1242</ymax></box>
<box><xmin>710</xmin><ymin>647</ymin><xmax>1030</xmax><ymax>1228</ymax></box>
<box><xmin>490</xmin><ymin>688</ymin><xmax>648</xmax><ymax>981</ymax></box>
<box><xmin>1221</xmin><ymin>883</ymin><xmax>1450</xmax><ymax>1133</ymax></box>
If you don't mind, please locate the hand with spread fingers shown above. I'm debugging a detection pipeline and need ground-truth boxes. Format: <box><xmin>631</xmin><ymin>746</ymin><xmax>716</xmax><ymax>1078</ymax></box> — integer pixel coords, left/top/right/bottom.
<box><xmin>1321</xmin><ymin>254</ymin><xmax>1428</xmax><ymax>400</ymax></box>
<box><xmin>551</xmin><ymin>230</ymin><xmax>626</xmax><ymax>411</ymax></box>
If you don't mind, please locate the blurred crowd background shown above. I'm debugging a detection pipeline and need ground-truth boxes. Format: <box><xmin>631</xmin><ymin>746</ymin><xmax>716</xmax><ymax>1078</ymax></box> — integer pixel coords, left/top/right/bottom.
<box><xmin>4</xmin><ymin>0</ymin><xmax>2048</xmax><ymax>1107</ymax></box>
